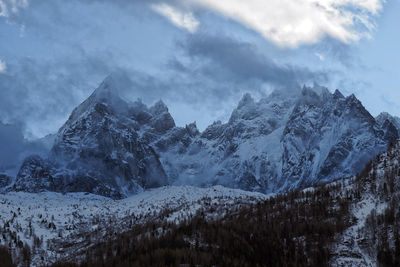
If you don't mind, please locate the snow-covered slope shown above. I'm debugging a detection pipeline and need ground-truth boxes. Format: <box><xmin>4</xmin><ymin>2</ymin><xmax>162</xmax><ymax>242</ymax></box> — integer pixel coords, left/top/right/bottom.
<box><xmin>0</xmin><ymin>185</ymin><xmax>266</xmax><ymax>266</ymax></box>
<box><xmin>329</xmin><ymin>140</ymin><xmax>400</xmax><ymax>266</ymax></box>
<box><xmin>158</xmin><ymin>85</ymin><xmax>398</xmax><ymax>194</ymax></box>
<box><xmin>10</xmin><ymin>74</ymin><xmax>400</xmax><ymax>198</ymax></box>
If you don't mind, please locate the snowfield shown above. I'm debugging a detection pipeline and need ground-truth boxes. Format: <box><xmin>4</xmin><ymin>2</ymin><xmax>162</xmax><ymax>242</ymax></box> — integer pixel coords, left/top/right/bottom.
<box><xmin>0</xmin><ymin>185</ymin><xmax>267</xmax><ymax>266</ymax></box>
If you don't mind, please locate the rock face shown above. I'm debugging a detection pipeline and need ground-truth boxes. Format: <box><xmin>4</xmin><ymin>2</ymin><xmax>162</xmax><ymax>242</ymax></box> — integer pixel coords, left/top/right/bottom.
<box><xmin>159</xmin><ymin>85</ymin><xmax>399</xmax><ymax>193</ymax></box>
<box><xmin>12</xmin><ymin>75</ymin><xmax>400</xmax><ymax>198</ymax></box>
<box><xmin>376</xmin><ymin>112</ymin><xmax>400</xmax><ymax>137</ymax></box>
<box><xmin>14</xmin><ymin>76</ymin><xmax>169</xmax><ymax>198</ymax></box>
<box><xmin>13</xmin><ymin>155</ymin><xmax>123</xmax><ymax>198</ymax></box>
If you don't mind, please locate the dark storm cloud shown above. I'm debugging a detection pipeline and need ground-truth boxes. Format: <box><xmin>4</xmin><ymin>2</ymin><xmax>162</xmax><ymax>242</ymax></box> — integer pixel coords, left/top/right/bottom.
<box><xmin>0</xmin><ymin>122</ymin><xmax>25</xmax><ymax>171</ymax></box>
<box><xmin>0</xmin><ymin>1</ymin><xmax>331</xmax><ymax>138</ymax></box>
<box><xmin>0</xmin><ymin>53</ymin><xmax>118</xmax><ymax>137</ymax></box>
<box><xmin>0</xmin><ymin>122</ymin><xmax>54</xmax><ymax>175</ymax></box>
<box><xmin>0</xmin><ymin>122</ymin><xmax>51</xmax><ymax>173</ymax></box>
<box><xmin>169</xmin><ymin>34</ymin><xmax>329</xmax><ymax>95</ymax></box>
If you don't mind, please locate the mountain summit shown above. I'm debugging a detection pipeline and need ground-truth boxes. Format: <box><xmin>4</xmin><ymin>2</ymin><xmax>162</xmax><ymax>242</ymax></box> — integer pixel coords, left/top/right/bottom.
<box><xmin>14</xmin><ymin>76</ymin><xmax>170</xmax><ymax>198</ymax></box>
<box><xmin>10</xmin><ymin>77</ymin><xmax>400</xmax><ymax>198</ymax></box>
<box><xmin>159</xmin><ymin>85</ymin><xmax>398</xmax><ymax>192</ymax></box>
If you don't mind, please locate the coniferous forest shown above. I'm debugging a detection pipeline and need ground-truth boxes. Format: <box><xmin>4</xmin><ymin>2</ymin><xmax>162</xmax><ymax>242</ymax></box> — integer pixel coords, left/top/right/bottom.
<box><xmin>47</xmin><ymin>182</ymin><xmax>352</xmax><ymax>267</ymax></box>
<box><xmin>3</xmin><ymin>142</ymin><xmax>400</xmax><ymax>266</ymax></box>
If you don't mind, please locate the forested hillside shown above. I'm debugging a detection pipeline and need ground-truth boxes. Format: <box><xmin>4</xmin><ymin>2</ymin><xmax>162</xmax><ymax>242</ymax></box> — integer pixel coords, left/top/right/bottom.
<box><xmin>51</xmin><ymin>181</ymin><xmax>354</xmax><ymax>267</ymax></box>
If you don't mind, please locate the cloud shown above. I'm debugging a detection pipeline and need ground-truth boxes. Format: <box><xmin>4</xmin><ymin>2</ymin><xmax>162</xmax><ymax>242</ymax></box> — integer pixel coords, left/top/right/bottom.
<box><xmin>167</xmin><ymin>0</ymin><xmax>384</xmax><ymax>47</ymax></box>
<box><xmin>0</xmin><ymin>0</ymin><xmax>335</xmax><ymax>136</ymax></box>
<box><xmin>93</xmin><ymin>34</ymin><xmax>330</xmax><ymax>131</ymax></box>
<box><xmin>0</xmin><ymin>54</ymin><xmax>118</xmax><ymax>138</ymax></box>
<box><xmin>0</xmin><ymin>122</ymin><xmax>25</xmax><ymax>171</ymax></box>
<box><xmin>151</xmin><ymin>3</ymin><xmax>199</xmax><ymax>33</ymax></box>
<box><xmin>311</xmin><ymin>37</ymin><xmax>361</xmax><ymax>68</ymax></box>
<box><xmin>159</xmin><ymin>34</ymin><xmax>330</xmax><ymax>128</ymax></box>
<box><xmin>174</xmin><ymin>34</ymin><xmax>328</xmax><ymax>89</ymax></box>
<box><xmin>0</xmin><ymin>59</ymin><xmax>6</xmax><ymax>72</ymax></box>
<box><xmin>315</xmin><ymin>53</ymin><xmax>325</xmax><ymax>61</ymax></box>
<box><xmin>3</xmin><ymin>0</ymin><xmax>383</xmax><ymax>47</ymax></box>
<box><xmin>0</xmin><ymin>0</ymin><xmax>28</xmax><ymax>18</ymax></box>
<box><xmin>0</xmin><ymin>121</ymin><xmax>53</xmax><ymax>174</ymax></box>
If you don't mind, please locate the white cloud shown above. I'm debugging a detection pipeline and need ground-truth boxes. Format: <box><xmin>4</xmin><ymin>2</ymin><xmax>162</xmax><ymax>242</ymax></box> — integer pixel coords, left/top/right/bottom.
<box><xmin>170</xmin><ymin>0</ymin><xmax>384</xmax><ymax>47</ymax></box>
<box><xmin>315</xmin><ymin>53</ymin><xmax>325</xmax><ymax>61</ymax></box>
<box><xmin>0</xmin><ymin>0</ymin><xmax>28</xmax><ymax>18</ymax></box>
<box><xmin>151</xmin><ymin>3</ymin><xmax>199</xmax><ymax>33</ymax></box>
<box><xmin>0</xmin><ymin>60</ymin><xmax>7</xmax><ymax>73</ymax></box>
<box><xmin>0</xmin><ymin>0</ymin><xmax>383</xmax><ymax>47</ymax></box>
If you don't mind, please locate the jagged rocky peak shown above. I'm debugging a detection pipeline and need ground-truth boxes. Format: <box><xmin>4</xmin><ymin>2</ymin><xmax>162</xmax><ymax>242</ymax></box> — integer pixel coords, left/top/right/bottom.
<box><xmin>185</xmin><ymin>122</ymin><xmax>200</xmax><ymax>137</ymax></box>
<box><xmin>344</xmin><ymin>93</ymin><xmax>366</xmax><ymax>109</ymax></box>
<box><xmin>150</xmin><ymin>100</ymin><xmax>169</xmax><ymax>115</ymax></box>
<box><xmin>201</xmin><ymin>120</ymin><xmax>225</xmax><ymax>140</ymax></box>
<box><xmin>95</xmin><ymin>71</ymin><xmax>136</xmax><ymax>100</ymax></box>
<box><xmin>375</xmin><ymin>112</ymin><xmax>400</xmax><ymax>140</ymax></box>
<box><xmin>304</xmin><ymin>83</ymin><xmax>330</xmax><ymax>96</ymax></box>
<box><xmin>376</xmin><ymin>112</ymin><xmax>393</xmax><ymax>123</ymax></box>
<box><xmin>237</xmin><ymin>93</ymin><xmax>255</xmax><ymax>109</ymax></box>
<box><xmin>147</xmin><ymin>100</ymin><xmax>176</xmax><ymax>134</ymax></box>
<box><xmin>299</xmin><ymin>84</ymin><xmax>351</xmax><ymax>103</ymax></box>
<box><xmin>376</xmin><ymin>112</ymin><xmax>400</xmax><ymax>132</ymax></box>
<box><xmin>227</xmin><ymin>85</ymin><xmax>345</xmax><ymax>140</ymax></box>
<box><xmin>297</xmin><ymin>84</ymin><xmax>332</xmax><ymax>107</ymax></box>
<box><xmin>333</xmin><ymin>89</ymin><xmax>345</xmax><ymax>99</ymax></box>
<box><xmin>12</xmin><ymin>75</ymin><xmax>400</xmax><ymax>199</ymax></box>
<box><xmin>342</xmin><ymin>93</ymin><xmax>376</xmax><ymax>123</ymax></box>
<box><xmin>18</xmin><ymin>75</ymin><xmax>171</xmax><ymax>198</ymax></box>
<box><xmin>278</xmin><ymin>84</ymin><xmax>398</xmax><ymax>189</ymax></box>
<box><xmin>295</xmin><ymin>85</ymin><xmax>374</xmax><ymax>124</ymax></box>
<box><xmin>92</xmin><ymin>76</ymin><xmax>121</xmax><ymax>102</ymax></box>
<box><xmin>64</xmin><ymin>73</ymin><xmax>176</xmax><ymax>134</ymax></box>
<box><xmin>229</xmin><ymin>93</ymin><xmax>258</xmax><ymax>123</ymax></box>
<box><xmin>228</xmin><ymin>89</ymin><xmax>294</xmax><ymax>122</ymax></box>
<box><xmin>63</xmin><ymin>74</ymin><xmax>130</xmax><ymax>128</ymax></box>
<box><xmin>127</xmin><ymin>99</ymin><xmax>153</xmax><ymax>126</ymax></box>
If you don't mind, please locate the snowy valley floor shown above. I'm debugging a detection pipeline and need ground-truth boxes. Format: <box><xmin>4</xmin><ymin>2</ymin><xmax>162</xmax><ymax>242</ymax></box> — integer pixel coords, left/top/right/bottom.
<box><xmin>0</xmin><ymin>186</ymin><xmax>267</xmax><ymax>266</ymax></box>
<box><xmin>1</xmin><ymin>172</ymin><xmax>398</xmax><ymax>266</ymax></box>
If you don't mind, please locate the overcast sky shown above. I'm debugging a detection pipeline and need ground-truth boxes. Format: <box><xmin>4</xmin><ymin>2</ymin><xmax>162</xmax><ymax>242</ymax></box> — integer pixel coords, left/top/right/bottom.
<box><xmin>0</xmin><ymin>0</ymin><xmax>399</xmax><ymax>138</ymax></box>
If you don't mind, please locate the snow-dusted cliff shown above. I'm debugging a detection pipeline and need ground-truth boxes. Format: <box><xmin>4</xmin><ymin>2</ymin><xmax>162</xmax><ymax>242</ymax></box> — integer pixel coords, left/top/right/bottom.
<box><xmin>158</xmin><ymin>85</ymin><xmax>398</xmax><ymax>194</ymax></box>
<box><xmin>8</xmin><ymin>75</ymin><xmax>400</xmax><ymax>198</ymax></box>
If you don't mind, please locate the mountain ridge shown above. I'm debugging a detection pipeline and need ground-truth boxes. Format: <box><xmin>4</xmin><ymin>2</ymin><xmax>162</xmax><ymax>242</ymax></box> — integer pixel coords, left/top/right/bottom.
<box><xmin>5</xmin><ymin>75</ymin><xmax>400</xmax><ymax>198</ymax></box>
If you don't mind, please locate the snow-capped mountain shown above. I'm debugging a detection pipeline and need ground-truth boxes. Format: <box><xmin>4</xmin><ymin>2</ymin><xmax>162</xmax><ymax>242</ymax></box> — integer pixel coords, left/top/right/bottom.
<box><xmin>9</xmin><ymin>75</ymin><xmax>400</xmax><ymax>198</ymax></box>
<box><xmin>14</xmin><ymin>76</ymin><xmax>169</xmax><ymax>198</ymax></box>
<box><xmin>158</xmin><ymin>84</ymin><xmax>399</xmax><ymax>193</ymax></box>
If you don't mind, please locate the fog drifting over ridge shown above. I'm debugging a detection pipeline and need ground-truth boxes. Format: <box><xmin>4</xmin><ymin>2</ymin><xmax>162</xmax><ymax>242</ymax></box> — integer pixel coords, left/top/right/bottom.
<box><xmin>0</xmin><ymin>0</ymin><xmax>399</xmax><ymax>141</ymax></box>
